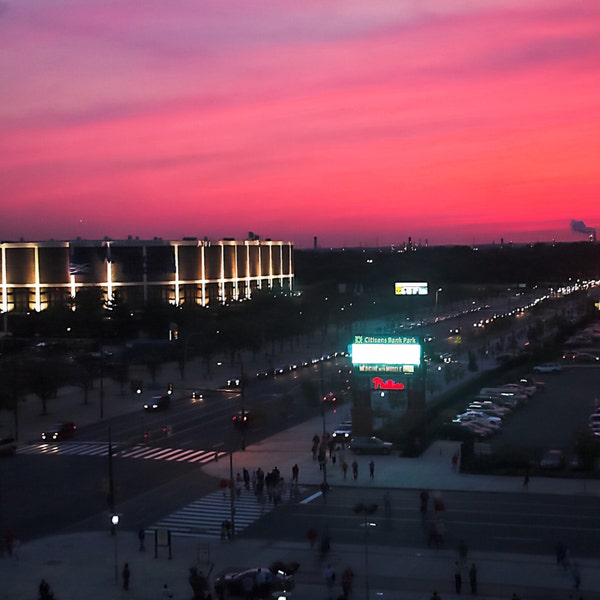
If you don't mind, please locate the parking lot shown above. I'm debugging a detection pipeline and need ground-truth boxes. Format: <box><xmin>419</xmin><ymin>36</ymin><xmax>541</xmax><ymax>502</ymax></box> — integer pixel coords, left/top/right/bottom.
<box><xmin>488</xmin><ymin>365</ymin><xmax>600</xmax><ymax>464</ymax></box>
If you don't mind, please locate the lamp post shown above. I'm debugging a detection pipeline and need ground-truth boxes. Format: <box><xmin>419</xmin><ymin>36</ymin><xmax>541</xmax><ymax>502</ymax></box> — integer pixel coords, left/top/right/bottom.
<box><xmin>111</xmin><ymin>513</ymin><xmax>120</xmax><ymax>584</ymax></box>
<box><xmin>435</xmin><ymin>288</ymin><xmax>443</xmax><ymax>320</ymax></box>
<box><xmin>353</xmin><ymin>503</ymin><xmax>378</xmax><ymax>600</ymax></box>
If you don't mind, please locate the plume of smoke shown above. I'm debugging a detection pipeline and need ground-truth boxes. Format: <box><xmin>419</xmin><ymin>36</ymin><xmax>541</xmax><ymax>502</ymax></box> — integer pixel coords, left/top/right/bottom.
<box><xmin>571</xmin><ymin>219</ymin><xmax>596</xmax><ymax>241</ymax></box>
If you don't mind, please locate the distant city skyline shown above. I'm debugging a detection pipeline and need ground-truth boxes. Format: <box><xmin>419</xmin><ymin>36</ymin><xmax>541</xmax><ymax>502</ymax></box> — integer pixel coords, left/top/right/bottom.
<box><xmin>1</xmin><ymin>1</ymin><xmax>599</xmax><ymax>249</ymax></box>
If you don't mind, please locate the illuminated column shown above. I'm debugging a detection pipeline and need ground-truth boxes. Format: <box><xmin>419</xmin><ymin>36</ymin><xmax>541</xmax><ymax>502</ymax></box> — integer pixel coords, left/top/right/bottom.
<box><xmin>1</xmin><ymin>246</ymin><xmax>7</xmax><ymax>313</ymax></box>
<box><xmin>219</xmin><ymin>242</ymin><xmax>225</xmax><ymax>303</ymax></box>
<box><xmin>173</xmin><ymin>244</ymin><xmax>180</xmax><ymax>306</ymax></box>
<box><xmin>200</xmin><ymin>243</ymin><xmax>206</xmax><ymax>306</ymax></box>
<box><xmin>257</xmin><ymin>245</ymin><xmax>262</xmax><ymax>290</ymax></box>
<box><xmin>268</xmin><ymin>243</ymin><xmax>274</xmax><ymax>289</ymax></box>
<box><xmin>106</xmin><ymin>242</ymin><xmax>113</xmax><ymax>301</ymax></box>
<box><xmin>245</xmin><ymin>242</ymin><xmax>251</xmax><ymax>299</ymax></box>
<box><xmin>233</xmin><ymin>243</ymin><xmax>239</xmax><ymax>300</ymax></box>
<box><xmin>34</xmin><ymin>245</ymin><xmax>41</xmax><ymax>312</ymax></box>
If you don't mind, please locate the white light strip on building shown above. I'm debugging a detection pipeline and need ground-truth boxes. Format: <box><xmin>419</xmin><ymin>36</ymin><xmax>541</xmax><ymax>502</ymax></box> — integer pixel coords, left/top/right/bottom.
<box><xmin>245</xmin><ymin>243</ymin><xmax>251</xmax><ymax>299</ymax></box>
<box><xmin>219</xmin><ymin>243</ymin><xmax>225</xmax><ymax>303</ymax></box>
<box><xmin>234</xmin><ymin>244</ymin><xmax>239</xmax><ymax>300</ymax></box>
<box><xmin>34</xmin><ymin>245</ymin><xmax>41</xmax><ymax>312</ymax></box>
<box><xmin>106</xmin><ymin>242</ymin><xmax>113</xmax><ymax>301</ymax></box>
<box><xmin>201</xmin><ymin>243</ymin><xmax>206</xmax><ymax>306</ymax></box>
<box><xmin>1</xmin><ymin>246</ymin><xmax>7</xmax><ymax>313</ymax></box>
<box><xmin>269</xmin><ymin>243</ymin><xmax>274</xmax><ymax>288</ymax></box>
<box><xmin>174</xmin><ymin>244</ymin><xmax>180</xmax><ymax>306</ymax></box>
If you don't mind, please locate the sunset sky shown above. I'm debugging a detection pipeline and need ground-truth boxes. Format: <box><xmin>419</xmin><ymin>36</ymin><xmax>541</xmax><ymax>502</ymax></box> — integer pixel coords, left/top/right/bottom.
<box><xmin>2</xmin><ymin>1</ymin><xmax>600</xmax><ymax>248</ymax></box>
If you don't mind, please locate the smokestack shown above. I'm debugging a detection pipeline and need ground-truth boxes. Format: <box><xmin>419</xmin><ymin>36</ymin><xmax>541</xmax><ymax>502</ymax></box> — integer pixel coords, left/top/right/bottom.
<box><xmin>571</xmin><ymin>219</ymin><xmax>596</xmax><ymax>242</ymax></box>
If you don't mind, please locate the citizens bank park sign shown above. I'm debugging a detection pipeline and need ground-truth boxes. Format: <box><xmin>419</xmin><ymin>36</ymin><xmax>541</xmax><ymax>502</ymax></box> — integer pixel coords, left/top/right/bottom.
<box><xmin>350</xmin><ymin>334</ymin><xmax>422</xmax><ymax>374</ymax></box>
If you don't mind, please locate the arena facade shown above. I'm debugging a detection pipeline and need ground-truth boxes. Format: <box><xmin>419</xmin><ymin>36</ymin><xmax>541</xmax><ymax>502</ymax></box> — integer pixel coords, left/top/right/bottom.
<box><xmin>0</xmin><ymin>238</ymin><xmax>294</xmax><ymax>313</ymax></box>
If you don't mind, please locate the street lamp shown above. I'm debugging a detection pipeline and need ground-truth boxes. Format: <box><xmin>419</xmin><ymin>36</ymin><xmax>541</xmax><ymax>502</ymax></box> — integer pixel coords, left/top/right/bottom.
<box><xmin>354</xmin><ymin>503</ymin><xmax>378</xmax><ymax>600</ymax></box>
<box><xmin>111</xmin><ymin>513</ymin><xmax>120</xmax><ymax>584</ymax></box>
<box><xmin>435</xmin><ymin>288</ymin><xmax>443</xmax><ymax>320</ymax></box>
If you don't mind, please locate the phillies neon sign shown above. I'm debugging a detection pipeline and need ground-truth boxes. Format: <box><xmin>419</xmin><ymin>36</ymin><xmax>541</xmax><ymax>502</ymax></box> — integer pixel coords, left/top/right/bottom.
<box><xmin>372</xmin><ymin>377</ymin><xmax>405</xmax><ymax>390</ymax></box>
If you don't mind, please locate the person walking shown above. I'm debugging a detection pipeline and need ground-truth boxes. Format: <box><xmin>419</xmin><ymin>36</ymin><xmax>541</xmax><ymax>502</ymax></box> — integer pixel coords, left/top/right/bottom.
<box><xmin>469</xmin><ymin>563</ymin><xmax>477</xmax><ymax>594</ymax></box>
<box><xmin>458</xmin><ymin>538</ymin><xmax>468</xmax><ymax>566</ymax></box>
<box><xmin>352</xmin><ymin>460</ymin><xmax>358</xmax><ymax>480</ymax></box>
<box><xmin>342</xmin><ymin>460</ymin><xmax>348</xmax><ymax>480</ymax></box>
<box><xmin>454</xmin><ymin>561</ymin><xmax>462</xmax><ymax>594</ymax></box>
<box><xmin>369</xmin><ymin>460</ymin><xmax>375</xmax><ymax>479</ymax></box>
<box><xmin>292</xmin><ymin>463</ymin><xmax>299</xmax><ymax>484</ymax></box>
<box><xmin>122</xmin><ymin>562</ymin><xmax>130</xmax><ymax>591</ymax></box>
<box><xmin>138</xmin><ymin>528</ymin><xmax>146</xmax><ymax>551</ymax></box>
<box><xmin>341</xmin><ymin>567</ymin><xmax>354</xmax><ymax>598</ymax></box>
<box><xmin>323</xmin><ymin>564</ymin><xmax>336</xmax><ymax>599</ymax></box>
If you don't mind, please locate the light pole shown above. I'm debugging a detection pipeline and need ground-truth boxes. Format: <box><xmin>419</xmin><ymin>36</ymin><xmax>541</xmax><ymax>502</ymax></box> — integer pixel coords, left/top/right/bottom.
<box><xmin>354</xmin><ymin>503</ymin><xmax>378</xmax><ymax>600</ymax></box>
<box><xmin>111</xmin><ymin>513</ymin><xmax>120</xmax><ymax>584</ymax></box>
<box><xmin>435</xmin><ymin>288</ymin><xmax>443</xmax><ymax>320</ymax></box>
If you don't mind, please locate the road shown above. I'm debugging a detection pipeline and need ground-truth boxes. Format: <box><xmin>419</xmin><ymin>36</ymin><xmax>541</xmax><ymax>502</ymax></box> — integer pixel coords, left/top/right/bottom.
<box><xmin>242</xmin><ymin>485</ymin><xmax>600</xmax><ymax>559</ymax></box>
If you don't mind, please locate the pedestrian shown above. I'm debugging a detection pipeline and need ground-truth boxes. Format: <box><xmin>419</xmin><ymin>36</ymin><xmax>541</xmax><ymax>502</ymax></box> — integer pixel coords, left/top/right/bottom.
<box><xmin>369</xmin><ymin>460</ymin><xmax>375</xmax><ymax>479</ymax></box>
<box><xmin>323</xmin><ymin>563</ymin><xmax>336</xmax><ymax>599</ymax></box>
<box><xmin>39</xmin><ymin>578</ymin><xmax>51</xmax><ymax>600</ymax></box>
<box><xmin>292</xmin><ymin>463</ymin><xmax>299</xmax><ymax>484</ymax></box>
<box><xmin>352</xmin><ymin>460</ymin><xmax>358</xmax><ymax>480</ymax></box>
<box><xmin>458</xmin><ymin>538</ymin><xmax>468</xmax><ymax>566</ymax></box>
<box><xmin>161</xmin><ymin>583</ymin><xmax>174</xmax><ymax>599</ymax></box>
<box><xmin>320</xmin><ymin>534</ymin><xmax>331</xmax><ymax>559</ymax></box>
<box><xmin>341</xmin><ymin>566</ymin><xmax>354</xmax><ymax>598</ymax></box>
<box><xmin>572</xmin><ymin>562</ymin><xmax>581</xmax><ymax>591</ymax></box>
<box><xmin>138</xmin><ymin>528</ymin><xmax>146</xmax><ymax>551</ymax></box>
<box><xmin>122</xmin><ymin>562</ymin><xmax>130</xmax><ymax>590</ymax></box>
<box><xmin>420</xmin><ymin>490</ymin><xmax>430</xmax><ymax>515</ymax></box>
<box><xmin>243</xmin><ymin>467</ymin><xmax>250</xmax><ymax>490</ymax></box>
<box><xmin>342</xmin><ymin>461</ymin><xmax>348</xmax><ymax>480</ymax></box>
<box><xmin>454</xmin><ymin>561</ymin><xmax>462</xmax><ymax>594</ymax></box>
<box><xmin>256</xmin><ymin>568</ymin><xmax>267</xmax><ymax>597</ymax></box>
<box><xmin>469</xmin><ymin>563</ymin><xmax>477</xmax><ymax>594</ymax></box>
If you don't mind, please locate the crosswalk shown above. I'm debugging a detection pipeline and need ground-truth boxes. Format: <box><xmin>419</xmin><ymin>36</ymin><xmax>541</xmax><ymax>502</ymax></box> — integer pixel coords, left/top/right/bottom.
<box><xmin>147</xmin><ymin>488</ymin><xmax>278</xmax><ymax>539</ymax></box>
<box><xmin>17</xmin><ymin>441</ymin><xmax>227</xmax><ymax>465</ymax></box>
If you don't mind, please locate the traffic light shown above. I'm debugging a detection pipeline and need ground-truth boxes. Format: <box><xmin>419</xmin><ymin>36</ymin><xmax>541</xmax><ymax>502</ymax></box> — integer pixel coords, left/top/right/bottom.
<box><xmin>167</xmin><ymin>382</ymin><xmax>173</xmax><ymax>395</ymax></box>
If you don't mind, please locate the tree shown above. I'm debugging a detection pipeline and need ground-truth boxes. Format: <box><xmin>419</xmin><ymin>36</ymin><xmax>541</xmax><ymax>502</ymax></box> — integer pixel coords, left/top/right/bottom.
<box><xmin>28</xmin><ymin>357</ymin><xmax>70</xmax><ymax>416</ymax></box>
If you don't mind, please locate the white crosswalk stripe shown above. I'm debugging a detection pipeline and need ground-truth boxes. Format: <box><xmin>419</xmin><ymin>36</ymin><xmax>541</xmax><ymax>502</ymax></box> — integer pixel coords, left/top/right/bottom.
<box><xmin>147</xmin><ymin>489</ymin><xmax>276</xmax><ymax>539</ymax></box>
<box><xmin>17</xmin><ymin>442</ymin><xmax>226</xmax><ymax>464</ymax></box>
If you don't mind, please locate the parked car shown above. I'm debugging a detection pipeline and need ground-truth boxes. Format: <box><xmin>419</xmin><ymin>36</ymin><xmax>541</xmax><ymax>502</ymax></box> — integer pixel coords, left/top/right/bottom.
<box><xmin>214</xmin><ymin>566</ymin><xmax>295</xmax><ymax>598</ymax></box>
<box><xmin>0</xmin><ymin>437</ymin><xmax>16</xmax><ymax>456</ymax></box>
<box><xmin>532</xmin><ymin>362</ymin><xmax>562</xmax><ymax>373</ymax></box>
<box><xmin>143</xmin><ymin>395</ymin><xmax>171</xmax><ymax>411</ymax></box>
<box><xmin>539</xmin><ymin>449</ymin><xmax>565</xmax><ymax>469</ymax></box>
<box><xmin>348</xmin><ymin>436</ymin><xmax>393</xmax><ymax>455</ymax></box>
<box><xmin>41</xmin><ymin>422</ymin><xmax>76</xmax><ymax>442</ymax></box>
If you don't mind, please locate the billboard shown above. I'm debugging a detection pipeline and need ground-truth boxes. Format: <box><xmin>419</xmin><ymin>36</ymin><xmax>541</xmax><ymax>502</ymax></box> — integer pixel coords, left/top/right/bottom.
<box><xmin>394</xmin><ymin>282</ymin><xmax>428</xmax><ymax>296</ymax></box>
<box><xmin>350</xmin><ymin>334</ymin><xmax>422</xmax><ymax>374</ymax></box>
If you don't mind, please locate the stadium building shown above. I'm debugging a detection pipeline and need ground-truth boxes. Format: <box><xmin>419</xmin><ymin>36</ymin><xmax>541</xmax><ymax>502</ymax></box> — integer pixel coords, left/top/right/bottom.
<box><xmin>0</xmin><ymin>238</ymin><xmax>294</xmax><ymax>313</ymax></box>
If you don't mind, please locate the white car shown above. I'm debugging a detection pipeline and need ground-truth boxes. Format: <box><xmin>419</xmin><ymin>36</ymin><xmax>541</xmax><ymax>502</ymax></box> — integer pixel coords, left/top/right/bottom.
<box><xmin>532</xmin><ymin>362</ymin><xmax>562</xmax><ymax>373</ymax></box>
